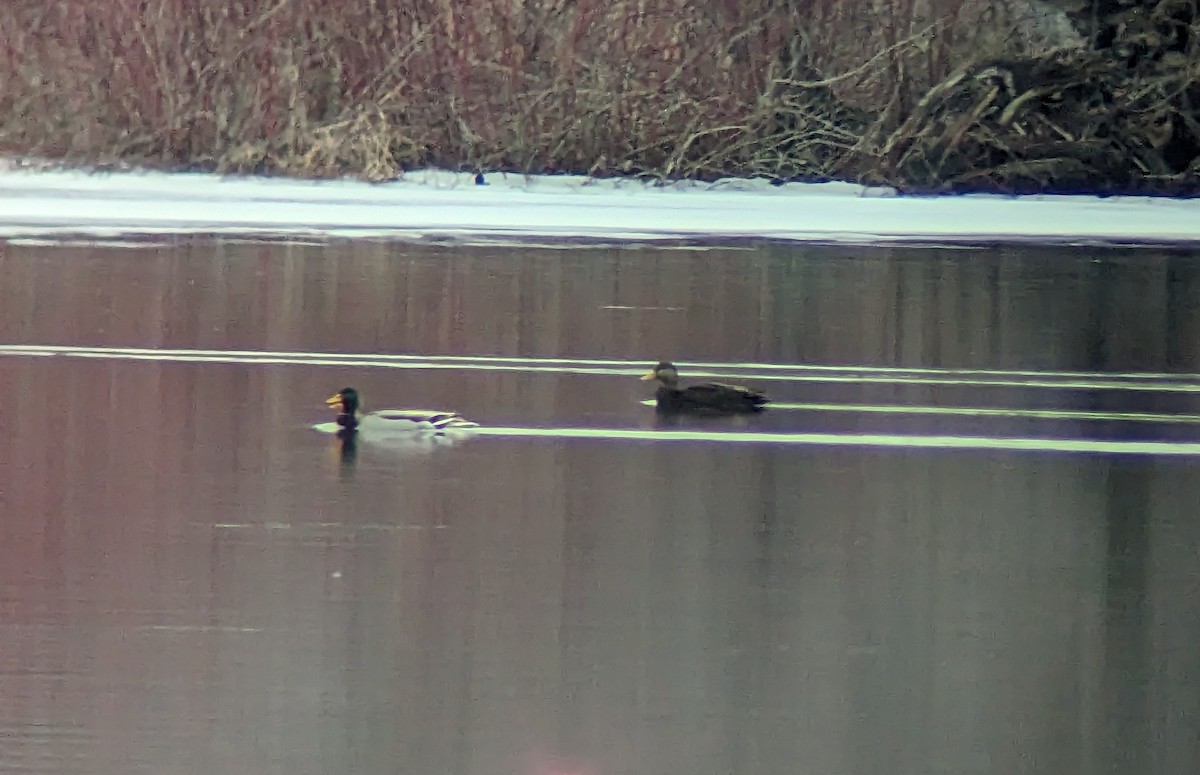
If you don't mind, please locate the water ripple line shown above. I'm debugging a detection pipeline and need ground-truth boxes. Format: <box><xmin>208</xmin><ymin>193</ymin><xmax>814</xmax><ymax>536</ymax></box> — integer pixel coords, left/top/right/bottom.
<box><xmin>3</xmin><ymin>344</ymin><xmax>1200</xmax><ymax>393</ymax></box>
<box><xmin>472</xmin><ymin>427</ymin><xmax>1200</xmax><ymax>456</ymax></box>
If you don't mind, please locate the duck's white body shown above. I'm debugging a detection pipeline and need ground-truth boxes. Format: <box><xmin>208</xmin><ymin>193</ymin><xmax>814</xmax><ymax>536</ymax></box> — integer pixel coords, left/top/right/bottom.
<box><xmin>353</xmin><ymin>409</ymin><xmax>479</xmax><ymax>434</ymax></box>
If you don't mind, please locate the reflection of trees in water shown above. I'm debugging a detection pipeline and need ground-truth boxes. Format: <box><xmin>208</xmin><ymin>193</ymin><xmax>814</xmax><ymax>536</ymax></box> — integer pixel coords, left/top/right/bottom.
<box><xmin>1098</xmin><ymin>462</ymin><xmax>1151</xmax><ymax>773</ymax></box>
<box><xmin>4</xmin><ymin>241</ymin><xmax>1198</xmax><ymax>376</ymax></box>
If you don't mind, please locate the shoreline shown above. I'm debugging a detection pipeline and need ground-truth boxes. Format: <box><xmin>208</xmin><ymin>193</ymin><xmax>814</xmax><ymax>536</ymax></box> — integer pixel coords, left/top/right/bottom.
<box><xmin>2</xmin><ymin>166</ymin><xmax>1199</xmax><ymax>248</ymax></box>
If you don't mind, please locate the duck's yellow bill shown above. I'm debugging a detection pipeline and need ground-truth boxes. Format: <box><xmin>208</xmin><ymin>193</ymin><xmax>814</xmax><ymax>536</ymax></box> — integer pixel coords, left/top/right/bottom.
<box><xmin>640</xmin><ymin>370</ymin><xmax>657</xmax><ymax>381</ymax></box>
<box><xmin>325</xmin><ymin>393</ymin><xmax>343</xmax><ymax>407</ymax></box>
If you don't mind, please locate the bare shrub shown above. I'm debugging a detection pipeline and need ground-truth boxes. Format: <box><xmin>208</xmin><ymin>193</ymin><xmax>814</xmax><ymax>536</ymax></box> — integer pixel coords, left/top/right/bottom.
<box><xmin>0</xmin><ymin>0</ymin><xmax>1194</xmax><ymax>193</ymax></box>
<box><xmin>0</xmin><ymin>0</ymin><xmax>786</xmax><ymax>177</ymax></box>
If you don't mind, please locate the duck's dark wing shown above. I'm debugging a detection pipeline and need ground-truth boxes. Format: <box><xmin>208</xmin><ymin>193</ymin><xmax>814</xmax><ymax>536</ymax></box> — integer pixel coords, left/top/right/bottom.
<box><xmin>674</xmin><ymin>382</ymin><xmax>768</xmax><ymax>413</ymax></box>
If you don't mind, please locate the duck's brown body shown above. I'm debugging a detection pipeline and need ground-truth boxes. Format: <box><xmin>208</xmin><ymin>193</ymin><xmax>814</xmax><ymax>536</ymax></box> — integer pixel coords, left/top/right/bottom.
<box><xmin>641</xmin><ymin>362</ymin><xmax>768</xmax><ymax>415</ymax></box>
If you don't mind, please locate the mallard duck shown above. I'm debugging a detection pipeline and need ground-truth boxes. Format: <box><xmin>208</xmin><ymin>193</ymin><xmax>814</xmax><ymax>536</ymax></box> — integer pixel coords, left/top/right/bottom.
<box><xmin>324</xmin><ymin>387</ymin><xmax>479</xmax><ymax>434</ymax></box>
<box><xmin>640</xmin><ymin>361</ymin><xmax>768</xmax><ymax>414</ymax></box>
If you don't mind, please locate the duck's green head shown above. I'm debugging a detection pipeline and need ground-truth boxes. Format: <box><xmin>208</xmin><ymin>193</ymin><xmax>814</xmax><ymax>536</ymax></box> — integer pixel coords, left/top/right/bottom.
<box><xmin>325</xmin><ymin>387</ymin><xmax>360</xmax><ymax>415</ymax></box>
<box><xmin>640</xmin><ymin>361</ymin><xmax>679</xmax><ymax>387</ymax></box>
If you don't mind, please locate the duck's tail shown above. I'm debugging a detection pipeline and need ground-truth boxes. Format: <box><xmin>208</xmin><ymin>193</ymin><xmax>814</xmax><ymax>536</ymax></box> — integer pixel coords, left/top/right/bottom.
<box><xmin>428</xmin><ymin>414</ymin><xmax>481</xmax><ymax>431</ymax></box>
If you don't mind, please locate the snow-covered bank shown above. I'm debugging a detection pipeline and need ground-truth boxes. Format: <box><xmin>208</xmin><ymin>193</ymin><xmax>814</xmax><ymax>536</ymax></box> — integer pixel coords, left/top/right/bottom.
<box><xmin>1</xmin><ymin>167</ymin><xmax>1198</xmax><ymax>246</ymax></box>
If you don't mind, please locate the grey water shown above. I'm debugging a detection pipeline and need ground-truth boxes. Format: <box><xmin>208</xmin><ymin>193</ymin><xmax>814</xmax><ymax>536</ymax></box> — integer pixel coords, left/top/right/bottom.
<box><xmin>0</xmin><ymin>238</ymin><xmax>1198</xmax><ymax>775</ymax></box>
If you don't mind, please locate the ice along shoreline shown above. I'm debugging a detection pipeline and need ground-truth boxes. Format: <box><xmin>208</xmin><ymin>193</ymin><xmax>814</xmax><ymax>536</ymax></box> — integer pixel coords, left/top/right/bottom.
<box><xmin>1</xmin><ymin>166</ymin><xmax>1198</xmax><ymax>247</ymax></box>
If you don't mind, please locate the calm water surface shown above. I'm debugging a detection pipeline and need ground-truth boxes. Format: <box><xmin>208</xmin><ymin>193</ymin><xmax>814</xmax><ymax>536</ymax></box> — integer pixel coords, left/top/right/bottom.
<box><xmin>1</xmin><ymin>239</ymin><xmax>1199</xmax><ymax>775</ymax></box>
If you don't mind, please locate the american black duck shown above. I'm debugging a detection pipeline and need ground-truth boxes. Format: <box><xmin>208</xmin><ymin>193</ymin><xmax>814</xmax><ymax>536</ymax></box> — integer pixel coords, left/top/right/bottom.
<box><xmin>640</xmin><ymin>362</ymin><xmax>768</xmax><ymax>415</ymax></box>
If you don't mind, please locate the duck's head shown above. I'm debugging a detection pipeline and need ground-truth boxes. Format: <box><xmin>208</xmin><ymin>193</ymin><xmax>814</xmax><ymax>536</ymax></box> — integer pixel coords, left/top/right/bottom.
<box><xmin>325</xmin><ymin>387</ymin><xmax>360</xmax><ymax>416</ymax></box>
<box><xmin>640</xmin><ymin>361</ymin><xmax>679</xmax><ymax>388</ymax></box>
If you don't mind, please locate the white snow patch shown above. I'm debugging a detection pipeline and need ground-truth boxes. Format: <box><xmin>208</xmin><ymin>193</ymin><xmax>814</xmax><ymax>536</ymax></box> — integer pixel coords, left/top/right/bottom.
<box><xmin>0</xmin><ymin>166</ymin><xmax>1197</xmax><ymax>246</ymax></box>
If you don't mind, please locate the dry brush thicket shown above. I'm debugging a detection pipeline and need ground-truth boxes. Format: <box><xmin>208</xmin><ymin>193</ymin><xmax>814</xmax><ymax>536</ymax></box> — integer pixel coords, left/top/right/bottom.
<box><xmin>0</xmin><ymin>0</ymin><xmax>1196</xmax><ymax>193</ymax></box>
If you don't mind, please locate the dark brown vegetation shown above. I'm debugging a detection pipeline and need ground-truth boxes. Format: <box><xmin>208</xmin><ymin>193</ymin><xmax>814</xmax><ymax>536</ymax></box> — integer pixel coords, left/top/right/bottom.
<box><xmin>0</xmin><ymin>0</ymin><xmax>1196</xmax><ymax>194</ymax></box>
